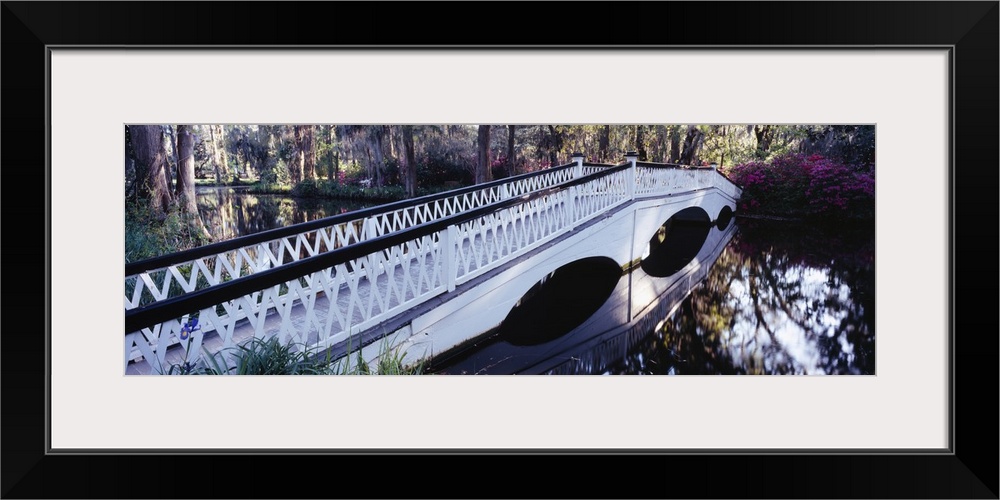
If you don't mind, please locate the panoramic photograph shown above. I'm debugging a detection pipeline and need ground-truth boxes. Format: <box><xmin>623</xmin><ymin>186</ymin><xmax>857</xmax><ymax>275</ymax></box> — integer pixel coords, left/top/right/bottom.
<box><xmin>124</xmin><ymin>124</ymin><xmax>875</xmax><ymax>375</ymax></box>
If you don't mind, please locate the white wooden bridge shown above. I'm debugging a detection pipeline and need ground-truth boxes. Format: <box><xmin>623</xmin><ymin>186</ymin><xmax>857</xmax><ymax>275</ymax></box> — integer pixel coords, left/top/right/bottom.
<box><xmin>124</xmin><ymin>152</ymin><xmax>742</xmax><ymax>374</ymax></box>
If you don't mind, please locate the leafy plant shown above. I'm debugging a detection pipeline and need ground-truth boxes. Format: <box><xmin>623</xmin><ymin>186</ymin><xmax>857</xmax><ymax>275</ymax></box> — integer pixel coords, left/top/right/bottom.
<box><xmin>724</xmin><ymin>153</ymin><xmax>874</xmax><ymax>220</ymax></box>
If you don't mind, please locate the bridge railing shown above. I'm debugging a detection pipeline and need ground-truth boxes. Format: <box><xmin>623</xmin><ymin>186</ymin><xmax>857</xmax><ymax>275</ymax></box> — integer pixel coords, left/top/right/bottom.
<box><xmin>581</xmin><ymin>161</ymin><xmax>616</xmax><ymax>176</ymax></box>
<box><xmin>634</xmin><ymin>161</ymin><xmax>742</xmax><ymax>200</ymax></box>
<box><xmin>124</xmin><ymin>162</ymin><xmax>579</xmax><ymax>316</ymax></box>
<box><xmin>124</xmin><ymin>163</ymin><xmax>634</xmax><ymax>373</ymax></box>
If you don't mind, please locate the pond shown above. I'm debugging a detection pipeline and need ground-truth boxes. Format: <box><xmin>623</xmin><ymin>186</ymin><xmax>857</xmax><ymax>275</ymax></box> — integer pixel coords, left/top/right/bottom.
<box><xmin>196</xmin><ymin>186</ymin><xmax>372</xmax><ymax>241</ymax></box>
<box><xmin>427</xmin><ymin>217</ymin><xmax>875</xmax><ymax>375</ymax></box>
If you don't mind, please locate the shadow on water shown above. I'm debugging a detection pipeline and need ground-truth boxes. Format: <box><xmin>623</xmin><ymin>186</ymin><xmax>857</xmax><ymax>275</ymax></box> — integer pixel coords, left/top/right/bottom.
<box><xmin>425</xmin><ymin>257</ymin><xmax>623</xmax><ymax>373</ymax></box>
<box><xmin>499</xmin><ymin>257</ymin><xmax>622</xmax><ymax>346</ymax></box>
<box><xmin>640</xmin><ymin>209</ymin><xmax>713</xmax><ymax>278</ymax></box>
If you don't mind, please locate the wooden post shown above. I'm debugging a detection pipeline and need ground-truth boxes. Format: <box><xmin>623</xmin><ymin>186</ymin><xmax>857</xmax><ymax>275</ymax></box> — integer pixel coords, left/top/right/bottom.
<box><xmin>571</xmin><ymin>152</ymin><xmax>585</xmax><ymax>178</ymax></box>
<box><xmin>442</xmin><ymin>224</ymin><xmax>458</xmax><ymax>292</ymax></box>
<box><xmin>625</xmin><ymin>151</ymin><xmax>638</xmax><ymax>199</ymax></box>
<box><xmin>366</xmin><ymin>216</ymin><xmax>379</xmax><ymax>240</ymax></box>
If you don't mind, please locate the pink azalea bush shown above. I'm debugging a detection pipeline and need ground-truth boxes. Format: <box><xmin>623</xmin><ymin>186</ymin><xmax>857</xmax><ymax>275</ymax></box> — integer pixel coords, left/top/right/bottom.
<box><xmin>725</xmin><ymin>154</ymin><xmax>875</xmax><ymax>220</ymax></box>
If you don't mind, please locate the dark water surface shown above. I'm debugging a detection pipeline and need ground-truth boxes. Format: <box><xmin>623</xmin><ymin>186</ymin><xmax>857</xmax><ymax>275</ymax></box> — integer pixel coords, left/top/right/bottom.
<box><xmin>196</xmin><ymin>186</ymin><xmax>371</xmax><ymax>240</ymax></box>
<box><xmin>428</xmin><ymin>218</ymin><xmax>875</xmax><ymax>375</ymax></box>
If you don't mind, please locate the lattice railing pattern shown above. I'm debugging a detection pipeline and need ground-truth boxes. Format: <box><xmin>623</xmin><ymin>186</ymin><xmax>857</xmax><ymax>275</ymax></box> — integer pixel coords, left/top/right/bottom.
<box><xmin>635</xmin><ymin>166</ymin><xmax>706</xmax><ymax>196</ymax></box>
<box><xmin>125</xmin><ymin>230</ymin><xmax>450</xmax><ymax>372</ymax></box>
<box><xmin>124</xmin><ymin>162</ymin><xmax>738</xmax><ymax>374</ymax></box>
<box><xmin>452</xmin><ymin>168</ymin><xmax>631</xmax><ymax>284</ymax></box>
<box><xmin>125</xmin><ymin>165</ymin><xmax>578</xmax><ymax>314</ymax></box>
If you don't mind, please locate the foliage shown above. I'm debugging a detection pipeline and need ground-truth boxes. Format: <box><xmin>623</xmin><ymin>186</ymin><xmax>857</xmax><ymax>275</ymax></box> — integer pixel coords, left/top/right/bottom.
<box><xmin>258</xmin><ymin>158</ymin><xmax>291</xmax><ymax>186</ymax></box>
<box><xmin>416</xmin><ymin>128</ymin><xmax>475</xmax><ymax>186</ymax></box>
<box><xmin>168</xmin><ymin>335</ymin><xmax>425</xmax><ymax>375</ymax></box>
<box><xmin>204</xmin><ymin>337</ymin><xmax>329</xmax><ymax>375</ymax></box>
<box><xmin>125</xmin><ymin>202</ymin><xmax>211</xmax><ymax>263</ymax></box>
<box><xmin>724</xmin><ymin>153</ymin><xmax>874</xmax><ymax>220</ymax></box>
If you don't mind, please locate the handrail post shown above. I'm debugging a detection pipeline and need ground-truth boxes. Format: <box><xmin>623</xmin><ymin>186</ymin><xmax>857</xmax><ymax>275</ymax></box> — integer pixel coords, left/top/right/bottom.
<box><xmin>442</xmin><ymin>224</ymin><xmax>458</xmax><ymax>292</ymax></box>
<box><xmin>571</xmin><ymin>152</ymin><xmax>584</xmax><ymax>178</ymax></box>
<box><xmin>567</xmin><ymin>185</ymin><xmax>577</xmax><ymax>229</ymax></box>
<box><xmin>625</xmin><ymin>151</ymin><xmax>638</xmax><ymax>199</ymax></box>
<box><xmin>365</xmin><ymin>216</ymin><xmax>379</xmax><ymax>240</ymax></box>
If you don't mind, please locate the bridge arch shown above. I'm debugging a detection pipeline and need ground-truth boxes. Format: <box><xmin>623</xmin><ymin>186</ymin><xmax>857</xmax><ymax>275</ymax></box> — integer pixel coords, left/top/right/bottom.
<box><xmin>639</xmin><ymin>207</ymin><xmax>713</xmax><ymax>278</ymax></box>
<box><xmin>498</xmin><ymin>256</ymin><xmax>622</xmax><ymax>346</ymax></box>
<box><xmin>716</xmin><ymin>205</ymin><xmax>734</xmax><ymax>230</ymax></box>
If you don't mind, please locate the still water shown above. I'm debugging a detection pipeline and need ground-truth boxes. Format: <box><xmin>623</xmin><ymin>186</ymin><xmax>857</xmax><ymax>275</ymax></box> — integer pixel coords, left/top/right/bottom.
<box><xmin>196</xmin><ymin>186</ymin><xmax>371</xmax><ymax>240</ymax></box>
<box><xmin>428</xmin><ymin>217</ymin><xmax>875</xmax><ymax>375</ymax></box>
<box><xmin>198</xmin><ymin>187</ymin><xmax>875</xmax><ymax>375</ymax></box>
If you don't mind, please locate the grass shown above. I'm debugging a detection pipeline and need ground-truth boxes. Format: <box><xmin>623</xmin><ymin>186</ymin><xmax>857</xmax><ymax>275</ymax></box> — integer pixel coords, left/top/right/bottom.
<box><xmin>168</xmin><ymin>334</ymin><xmax>425</xmax><ymax>375</ymax></box>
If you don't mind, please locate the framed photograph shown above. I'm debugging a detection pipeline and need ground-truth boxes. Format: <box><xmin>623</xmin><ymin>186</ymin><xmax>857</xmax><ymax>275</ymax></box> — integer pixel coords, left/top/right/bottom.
<box><xmin>4</xmin><ymin>2</ymin><xmax>996</xmax><ymax>498</ymax></box>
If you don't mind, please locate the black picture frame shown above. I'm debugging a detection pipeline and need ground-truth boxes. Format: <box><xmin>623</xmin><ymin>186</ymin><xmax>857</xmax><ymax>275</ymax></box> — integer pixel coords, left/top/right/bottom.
<box><xmin>3</xmin><ymin>2</ymin><xmax>996</xmax><ymax>498</ymax></box>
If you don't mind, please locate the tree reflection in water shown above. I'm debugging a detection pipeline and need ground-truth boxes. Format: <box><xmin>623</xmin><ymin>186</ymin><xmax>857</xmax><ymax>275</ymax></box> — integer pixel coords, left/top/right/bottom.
<box><xmin>611</xmin><ymin>219</ymin><xmax>875</xmax><ymax>375</ymax></box>
<box><xmin>196</xmin><ymin>187</ymin><xmax>369</xmax><ymax>240</ymax></box>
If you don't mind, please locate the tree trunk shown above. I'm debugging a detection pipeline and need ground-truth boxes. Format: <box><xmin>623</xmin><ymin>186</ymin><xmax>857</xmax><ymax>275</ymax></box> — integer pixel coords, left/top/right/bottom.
<box><xmin>598</xmin><ymin>125</ymin><xmax>610</xmax><ymax>162</ymax></box>
<box><xmin>401</xmin><ymin>125</ymin><xmax>417</xmax><ymax>197</ymax></box>
<box><xmin>506</xmin><ymin>125</ymin><xmax>517</xmax><ymax>177</ymax></box>
<box><xmin>164</xmin><ymin>125</ymin><xmax>178</xmax><ymax>195</ymax></box>
<box><xmin>652</xmin><ymin>125</ymin><xmax>666</xmax><ymax>162</ymax></box>
<box><xmin>547</xmin><ymin>125</ymin><xmax>562</xmax><ymax>167</ymax></box>
<box><xmin>680</xmin><ymin>125</ymin><xmax>705</xmax><ymax>165</ymax></box>
<box><xmin>370</xmin><ymin>127</ymin><xmax>385</xmax><ymax>187</ymax></box>
<box><xmin>130</xmin><ymin>125</ymin><xmax>173</xmax><ymax>217</ymax></box>
<box><xmin>476</xmin><ymin>125</ymin><xmax>492</xmax><ymax>184</ymax></box>
<box><xmin>209</xmin><ymin>125</ymin><xmax>228</xmax><ymax>183</ymax></box>
<box><xmin>291</xmin><ymin>126</ymin><xmax>307</xmax><ymax>183</ymax></box>
<box><xmin>175</xmin><ymin>125</ymin><xmax>199</xmax><ymax>215</ymax></box>
<box><xmin>669</xmin><ymin>125</ymin><xmax>682</xmax><ymax>163</ymax></box>
<box><xmin>331</xmin><ymin>126</ymin><xmax>340</xmax><ymax>182</ymax></box>
<box><xmin>388</xmin><ymin>125</ymin><xmax>399</xmax><ymax>159</ymax></box>
<box><xmin>300</xmin><ymin>125</ymin><xmax>315</xmax><ymax>181</ymax></box>
<box><xmin>635</xmin><ymin>125</ymin><xmax>646</xmax><ymax>160</ymax></box>
<box><xmin>754</xmin><ymin>125</ymin><xmax>775</xmax><ymax>157</ymax></box>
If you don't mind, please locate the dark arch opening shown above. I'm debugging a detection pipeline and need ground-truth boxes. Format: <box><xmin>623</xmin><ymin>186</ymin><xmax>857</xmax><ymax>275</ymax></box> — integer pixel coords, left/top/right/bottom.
<box><xmin>639</xmin><ymin>207</ymin><xmax>712</xmax><ymax>278</ymax></box>
<box><xmin>716</xmin><ymin>205</ymin><xmax>734</xmax><ymax>230</ymax></box>
<box><xmin>498</xmin><ymin>257</ymin><xmax>622</xmax><ymax>346</ymax></box>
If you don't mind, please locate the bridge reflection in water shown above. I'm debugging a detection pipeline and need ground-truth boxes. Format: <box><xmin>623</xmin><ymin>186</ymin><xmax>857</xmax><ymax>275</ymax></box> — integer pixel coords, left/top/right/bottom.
<box><xmin>428</xmin><ymin>215</ymin><xmax>737</xmax><ymax>375</ymax></box>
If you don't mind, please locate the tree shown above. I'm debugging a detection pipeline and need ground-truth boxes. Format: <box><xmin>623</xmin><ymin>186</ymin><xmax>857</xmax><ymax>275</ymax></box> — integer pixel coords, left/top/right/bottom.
<box><xmin>506</xmin><ymin>125</ymin><xmax>517</xmax><ymax>177</ymax></box>
<box><xmin>634</xmin><ymin>125</ymin><xmax>647</xmax><ymax>160</ymax></box>
<box><xmin>129</xmin><ymin>125</ymin><xmax>172</xmax><ymax>217</ymax></box>
<box><xmin>164</xmin><ymin>125</ymin><xmax>178</xmax><ymax>194</ymax></box>
<box><xmin>295</xmin><ymin>125</ymin><xmax>315</xmax><ymax>181</ymax></box>
<box><xmin>668</xmin><ymin>125</ymin><xmax>683</xmax><ymax>163</ymax></box>
<box><xmin>598</xmin><ymin>125</ymin><xmax>610</xmax><ymax>162</ymax></box>
<box><xmin>753</xmin><ymin>124</ymin><xmax>776</xmax><ymax>157</ymax></box>
<box><xmin>175</xmin><ymin>125</ymin><xmax>199</xmax><ymax>214</ymax></box>
<box><xmin>476</xmin><ymin>125</ymin><xmax>492</xmax><ymax>184</ymax></box>
<box><xmin>401</xmin><ymin>125</ymin><xmax>417</xmax><ymax>197</ymax></box>
<box><xmin>679</xmin><ymin>125</ymin><xmax>705</xmax><ymax>165</ymax></box>
<box><xmin>209</xmin><ymin>124</ymin><xmax>229</xmax><ymax>183</ymax></box>
<box><xmin>367</xmin><ymin>125</ymin><xmax>386</xmax><ymax>187</ymax></box>
<box><xmin>546</xmin><ymin>125</ymin><xmax>563</xmax><ymax>167</ymax></box>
